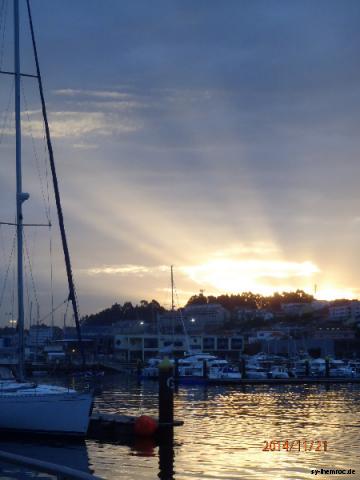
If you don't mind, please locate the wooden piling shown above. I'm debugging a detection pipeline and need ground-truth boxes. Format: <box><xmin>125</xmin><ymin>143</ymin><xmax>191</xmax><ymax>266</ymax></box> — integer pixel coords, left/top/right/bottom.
<box><xmin>158</xmin><ymin>357</ymin><xmax>174</xmax><ymax>429</ymax></box>
<box><xmin>203</xmin><ymin>360</ymin><xmax>208</xmax><ymax>379</ymax></box>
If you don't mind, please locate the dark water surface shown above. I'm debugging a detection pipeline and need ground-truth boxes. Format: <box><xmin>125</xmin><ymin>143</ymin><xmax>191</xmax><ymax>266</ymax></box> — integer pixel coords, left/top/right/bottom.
<box><xmin>0</xmin><ymin>375</ymin><xmax>359</xmax><ymax>479</ymax></box>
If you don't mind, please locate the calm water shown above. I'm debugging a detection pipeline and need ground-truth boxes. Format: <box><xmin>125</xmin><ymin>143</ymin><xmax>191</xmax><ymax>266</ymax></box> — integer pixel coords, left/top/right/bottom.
<box><xmin>0</xmin><ymin>375</ymin><xmax>359</xmax><ymax>479</ymax></box>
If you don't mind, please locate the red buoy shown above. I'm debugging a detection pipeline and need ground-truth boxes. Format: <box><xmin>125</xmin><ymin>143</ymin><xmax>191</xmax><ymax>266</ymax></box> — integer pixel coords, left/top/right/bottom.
<box><xmin>134</xmin><ymin>415</ymin><xmax>158</xmax><ymax>437</ymax></box>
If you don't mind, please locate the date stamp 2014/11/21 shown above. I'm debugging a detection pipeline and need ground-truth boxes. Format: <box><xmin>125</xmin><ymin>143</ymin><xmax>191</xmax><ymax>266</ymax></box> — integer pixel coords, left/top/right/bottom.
<box><xmin>263</xmin><ymin>440</ymin><xmax>328</xmax><ymax>452</ymax></box>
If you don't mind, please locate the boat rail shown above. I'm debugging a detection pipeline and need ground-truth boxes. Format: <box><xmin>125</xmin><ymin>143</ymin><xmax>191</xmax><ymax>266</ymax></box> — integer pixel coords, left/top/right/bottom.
<box><xmin>0</xmin><ymin>382</ymin><xmax>92</xmax><ymax>396</ymax></box>
<box><xmin>0</xmin><ymin>449</ymin><xmax>102</xmax><ymax>479</ymax></box>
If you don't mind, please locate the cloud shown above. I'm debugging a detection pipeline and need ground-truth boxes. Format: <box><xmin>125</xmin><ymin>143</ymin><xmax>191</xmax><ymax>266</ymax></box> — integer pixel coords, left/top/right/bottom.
<box><xmin>72</xmin><ymin>142</ymin><xmax>99</xmax><ymax>150</ymax></box>
<box><xmin>54</xmin><ymin>88</ymin><xmax>149</xmax><ymax>110</ymax></box>
<box><xmin>54</xmin><ymin>88</ymin><xmax>133</xmax><ymax>100</ymax></box>
<box><xmin>84</xmin><ymin>264</ymin><xmax>168</xmax><ymax>276</ymax></box>
<box><xmin>20</xmin><ymin>111</ymin><xmax>140</xmax><ymax>139</ymax></box>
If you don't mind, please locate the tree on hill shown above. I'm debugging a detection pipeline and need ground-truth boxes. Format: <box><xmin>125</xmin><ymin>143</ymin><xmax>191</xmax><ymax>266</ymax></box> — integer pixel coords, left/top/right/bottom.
<box><xmin>82</xmin><ymin>299</ymin><xmax>165</xmax><ymax>326</ymax></box>
<box><xmin>185</xmin><ymin>289</ymin><xmax>314</xmax><ymax>312</ymax></box>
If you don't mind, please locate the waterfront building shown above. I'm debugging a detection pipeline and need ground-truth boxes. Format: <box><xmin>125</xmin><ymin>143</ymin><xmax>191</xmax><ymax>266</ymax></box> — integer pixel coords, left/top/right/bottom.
<box><xmin>113</xmin><ymin>333</ymin><xmax>244</xmax><ymax>361</ymax></box>
<box><xmin>248</xmin><ymin>330</ymin><xmax>287</xmax><ymax>344</ymax></box>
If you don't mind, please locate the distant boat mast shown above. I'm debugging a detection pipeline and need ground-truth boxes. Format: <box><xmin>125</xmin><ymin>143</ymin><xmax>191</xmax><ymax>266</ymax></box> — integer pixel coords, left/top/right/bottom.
<box><xmin>171</xmin><ymin>265</ymin><xmax>175</xmax><ymax>311</ymax></box>
<box><xmin>14</xmin><ymin>0</ymin><xmax>27</xmax><ymax>381</ymax></box>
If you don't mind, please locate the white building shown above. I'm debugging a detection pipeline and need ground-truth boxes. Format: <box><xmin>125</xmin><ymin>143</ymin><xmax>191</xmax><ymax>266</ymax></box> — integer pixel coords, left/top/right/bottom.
<box><xmin>248</xmin><ymin>330</ymin><xmax>287</xmax><ymax>344</ymax></box>
<box><xmin>183</xmin><ymin>303</ymin><xmax>230</xmax><ymax>326</ymax></box>
<box><xmin>157</xmin><ymin>303</ymin><xmax>230</xmax><ymax>333</ymax></box>
<box><xmin>281</xmin><ymin>301</ymin><xmax>328</xmax><ymax>317</ymax></box>
<box><xmin>113</xmin><ymin>333</ymin><xmax>244</xmax><ymax>361</ymax></box>
<box><xmin>329</xmin><ymin>301</ymin><xmax>360</xmax><ymax>322</ymax></box>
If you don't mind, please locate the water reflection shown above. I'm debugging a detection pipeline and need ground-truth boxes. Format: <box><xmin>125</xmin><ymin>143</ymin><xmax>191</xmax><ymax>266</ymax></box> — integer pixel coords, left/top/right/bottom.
<box><xmin>158</xmin><ymin>430</ymin><xmax>175</xmax><ymax>480</ymax></box>
<box><xmin>0</xmin><ymin>376</ymin><xmax>359</xmax><ymax>479</ymax></box>
<box><xmin>131</xmin><ymin>438</ymin><xmax>156</xmax><ymax>457</ymax></box>
<box><xmin>0</xmin><ymin>438</ymin><xmax>91</xmax><ymax>479</ymax></box>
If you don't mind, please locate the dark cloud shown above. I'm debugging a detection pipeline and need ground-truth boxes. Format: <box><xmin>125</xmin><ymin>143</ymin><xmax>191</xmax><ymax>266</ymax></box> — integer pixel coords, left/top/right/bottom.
<box><xmin>1</xmin><ymin>0</ymin><xmax>360</xmax><ymax>319</ymax></box>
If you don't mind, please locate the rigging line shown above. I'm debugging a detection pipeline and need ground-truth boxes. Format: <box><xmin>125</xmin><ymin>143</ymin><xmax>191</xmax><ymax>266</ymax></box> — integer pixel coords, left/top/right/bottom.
<box><xmin>0</xmin><ymin>0</ymin><xmax>5</xmax><ymax>50</ymax></box>
<box><xmin>23</xmin><ymin>247</ymin><xmax>32</xmax><ymax>329</ymax></box>
<box><xmin>38</xmin><ymin>298</ymin><xmax>67</xmax><ymax>325</ymax></box>
<box><xmin>0</xmin><ymin>231</ymin><xmax>16</xmax><ymax>311</ymax></box>
<box><xmin>26</xmin><ymin>0</ymin><xmax>85</xmax><ymax>367</ymax></box>
<box><xmin>0</xmin><ymin>221</ymin><xmax>51</xmax><ymax>226</ymax></box>
<box><xmin>21</xmin><ymin>79</ymin><xmax>51</xmax><ymax>223</ymax></box>
<box><xmin>0</xmin><ymin>225</ymin><xmax>6</xmax><ymax>267</ymax></box>
<box><xmin>24</xmin><ymin>228</ymin><xmax>37</xmax><ymax>328</ymax></box>
<box><xmin>63</xmin><ymin>298</ymin><xmax>70</xmax><ymax>329</ymax></box>
<box><xmin>174</xmin><ymin>275</ymin><xmax>191</xmax><ymax>351</ymax></box>
<box><xmin>0</xmin><ymin>0</ymin><xmax>8</xmax><ymax>70</ymax></box>
<box><xmin>43</xmin><ymin>132</ymin><xmax>52</xmax><ymax>224</ymax></box>
<box><xmin>49</xmin><ymin>225</ymin><xmax>54</xmax><ymax>331</ymax></box>
<box><xmin>23</xmin><ymin>230</ymin><xmax>40</xmax><ymax>315</ymax></box>
<box><xmin>0</xmin><ymin>77</ymin><xmax>14</xmax><ymax>145</ymax></box>
<box><xmin>10</xmin><ymin>248</ymin><xmax>15</xmax><ymax>324</ymax></box>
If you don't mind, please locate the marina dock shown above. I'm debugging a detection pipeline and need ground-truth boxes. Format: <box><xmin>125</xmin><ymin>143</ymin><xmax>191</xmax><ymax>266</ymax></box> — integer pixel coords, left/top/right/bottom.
<box><xmin>88</xmin><ymin>412</ymin><xmax>183</xmax><ymax>440</ymax></box>
<box><xmin>207</xmin><ymin>376</ymin><xmax>360</xmax><ymax>385</ymax></box>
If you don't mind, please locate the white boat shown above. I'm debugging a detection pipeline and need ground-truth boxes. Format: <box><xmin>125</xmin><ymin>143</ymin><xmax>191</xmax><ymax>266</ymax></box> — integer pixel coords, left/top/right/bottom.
<box><xmin>142</xmin><ymin>353</ymin><xmax>238</xmax><ymax>383</ymax></box>
<box><xmin>245</xmin><ymin>356</ymin><xmax>269</xmax><ymax>379</ymax></box>
<box><xmin>290</xmin><ymin>358</ymin><xmax>310</xmax><ymax>377</ymax></box>
<box><xmin>0</xmin><ymin>385</ymin><xmax>92</xmax><ymax>435</ymax></box>
<box><xmin>208</xmin><ymin>365</ymin><xmax>242</xmax><ymax>381</ymax></box>
<box><xmin>178</xmin><ymin>353</ymin><xmax>230</xmax><ymax>378</ymax></box>
<box><xmin>246</xmin><ymin>365</ymin><xmax>268</xmax><ymax>379</ymax></box>
<box><xmin>141</xmin><ymin>357</ymin><xmax>174</xmax><ymax>378</ymax></box>
<box><xmin>269</xmin><ymin>366</ymin><xmax>289</xmax><ymax>379</ymax></box>
<box><xmin>329</xmin><ymin>360</ymin><xmax>354</xmax><ymax>378</ymax></box>
<box><xmin>310</xmin><ymin>358</ymin><xmax>326</xmax><ymax>376</ymax></box>
<box><xmin>348</xmin><ymin>360</ymin><xmax>360</xmax><ymax>377</ymax></box>
<box><xmin>0</xmin><ymin>0</ymin><xmax>93</xmax><ymax>436</ymax></box>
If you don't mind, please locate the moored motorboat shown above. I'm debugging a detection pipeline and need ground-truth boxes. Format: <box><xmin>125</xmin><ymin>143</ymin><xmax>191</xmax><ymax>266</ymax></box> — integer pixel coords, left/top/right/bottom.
<box><xmin>269</xmin><ymin>366</ymin><xmax>290</xmax><ymax>379</ymax></box>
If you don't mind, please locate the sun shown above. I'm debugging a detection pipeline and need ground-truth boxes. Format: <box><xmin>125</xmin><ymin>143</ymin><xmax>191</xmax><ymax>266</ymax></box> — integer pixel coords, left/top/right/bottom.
<box><xmin>181</xmin><ymin>258</ymin><xmax>319</xmax><ymax>295</ymax></box>
<box><xmin>180</xmin><ymin>255</ymin><xmax>359</xmax><ymax>301</ymax></box>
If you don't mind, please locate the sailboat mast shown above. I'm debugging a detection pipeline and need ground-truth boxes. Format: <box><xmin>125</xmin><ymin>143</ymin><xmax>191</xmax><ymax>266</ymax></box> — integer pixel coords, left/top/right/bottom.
<box><xmin>171</xmin><ymin>265</ymin><xmax>174</xmax><ymax>311</ymax></box>
<box><xmin>14</xmin><ymin>0</ymin><xmax>25</xmax><ymax>381</ymax></box>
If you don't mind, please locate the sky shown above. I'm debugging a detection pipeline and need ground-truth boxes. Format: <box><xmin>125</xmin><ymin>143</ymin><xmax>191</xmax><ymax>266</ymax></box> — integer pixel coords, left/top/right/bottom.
<box><xmin>1</xmin><ymin>0</ymin><xmax>360</xmax><ymax>324</ymax></box>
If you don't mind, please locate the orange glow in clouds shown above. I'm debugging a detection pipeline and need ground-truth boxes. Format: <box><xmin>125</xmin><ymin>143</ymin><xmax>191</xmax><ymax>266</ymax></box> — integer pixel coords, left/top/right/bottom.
<box><xmin>181</xmin><ymin>258</ymin><xmax>320</xmax><ymax>295</ymax></box>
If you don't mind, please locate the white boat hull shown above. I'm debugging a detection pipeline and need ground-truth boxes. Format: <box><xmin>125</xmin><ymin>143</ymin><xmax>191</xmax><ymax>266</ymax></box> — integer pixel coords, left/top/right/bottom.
<box><xmin>0</xmin><ymin>388</ymin><xmax>93</xmax><ymax>436</ymax></box>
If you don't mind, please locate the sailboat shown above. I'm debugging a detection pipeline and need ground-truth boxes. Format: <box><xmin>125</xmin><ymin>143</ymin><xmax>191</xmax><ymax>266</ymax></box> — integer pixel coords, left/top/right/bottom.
<box><xmin>0</xmin><ymin>0</ymin><xmax>93</xmax><ymax>436</ymax></box>
<box><xmin>141</xmin><ymin>267</ymin><xmax>242</xmax><ymax>383</ymax></box>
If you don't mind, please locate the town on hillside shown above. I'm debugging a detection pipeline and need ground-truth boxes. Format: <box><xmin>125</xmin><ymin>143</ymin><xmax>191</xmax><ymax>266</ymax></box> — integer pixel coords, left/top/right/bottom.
<box><xmin>1</xmin><ymin>290</ymin><xmax>359</xmax><ymax>370</ymax></box>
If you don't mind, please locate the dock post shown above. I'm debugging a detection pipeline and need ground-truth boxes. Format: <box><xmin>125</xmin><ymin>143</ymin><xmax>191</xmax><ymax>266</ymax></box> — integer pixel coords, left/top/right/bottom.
<box><xmin>136</xmin><ymin>358</ymin><xmax>142</xmax><ymax>383</ymax></box>
<box><xmin>325</xmin><ymin>358</ymin><xmax>330</xmax><ymax>377</ymax></box>
<box><xmin>158</xmin><ymin>427</ymin><xmax>175</xmax><ymax>480</ymax></box>
<box><xmin>158</xmin><ymin>357</ymin><xmax>175</xmax><ymax>477</ymax></box>
<box><xmin>158</xmin><ymin>357</ymin><xmax>174</xmax><ymax>428</ymax></box>
<box><xmin>174</xmin><ymin>357</ymin><xmax>179</xmax><ymax>380</ymax></box>
<box><xmin>174</xmin><ymin>357</ymin><xmax>179</xmax><ymax>392</ymax></box>
<box><xmin>203</xmin><ymin>360</ymin><xmax>208</xmax><ymax>380</ymax></box>
<box><xmin>241</xmin><ymin>358</ymin><xmax>246</xmax><ymax>379</ymax></box>
<box><xmin>305</xmin><ymin>359</ymin><xmax>310</xmax><ymax>377</ymax></box>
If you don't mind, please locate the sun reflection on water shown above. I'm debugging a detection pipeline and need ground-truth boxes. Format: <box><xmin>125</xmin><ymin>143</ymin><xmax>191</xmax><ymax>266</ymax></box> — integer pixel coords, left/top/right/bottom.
<box><xmin>84</xmin><ymin>379</ymin><xmax>360</xmax><ymax>480</ymax></box>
